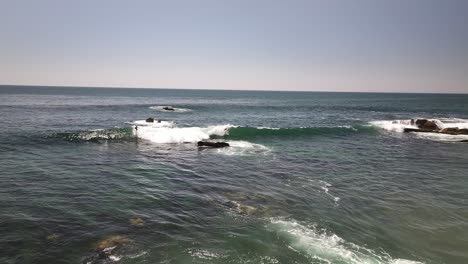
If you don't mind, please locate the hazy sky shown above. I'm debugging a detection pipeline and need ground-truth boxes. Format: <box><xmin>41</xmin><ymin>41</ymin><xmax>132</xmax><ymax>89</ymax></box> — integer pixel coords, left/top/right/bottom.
<box><xmin>1</xmin><ymin>0</ymin><xmax>467</xmax><ymax>93</ymax></box>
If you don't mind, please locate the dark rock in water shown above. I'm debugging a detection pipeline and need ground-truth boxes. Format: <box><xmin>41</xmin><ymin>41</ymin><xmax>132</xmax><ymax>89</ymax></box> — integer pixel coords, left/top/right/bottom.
<box><xmin>197</xmin><ymin>141</ymin><xmax>229</xmax><ymax>148</ymax></box>
<box><xmin>458</xmin><ymin>128</ymin><xmax>468</xmax><ymax>135</ymax></box>
<box><xmin>146</xmin><ymin>117</ymin><xmax>154</xmax><ymax>123</ymax></box>
<box><xmin>414</xmin><ymin>119</ymin><xmax>440</xmax><ymax>131</ymax></box>
<box><xmin>421</xmin><ymin>120</ymin><xmax>440</xmax><ymax>130</ymax></box>
<box><xmin>441</xmin><ymin>127</ymin><xmax>460</xmax><ymax>134</ymax></box>
<box><xmin>404</xmin><ymin>128</ymin><xmax>434</xmax><ymax>133</ymax></box>
<box><xmin>460</xmin><ymin>140</ymin><xmax>468</xmax><ymax>142</ymax></box>
<box><xmin>415</xmin><ymin>119</ymin><xmax>428</xmax><ymax>128</ymax></box>
<box><xmin>163</xmin><ymin>106</ymin><xmax>175</xmax><ymax>111</ymax></box>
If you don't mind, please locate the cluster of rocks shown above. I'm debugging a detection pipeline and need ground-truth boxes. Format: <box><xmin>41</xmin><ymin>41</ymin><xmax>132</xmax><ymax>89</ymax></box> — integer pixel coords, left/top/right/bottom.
<box><xmin>145</xmin><ymin>117</ymin><xmax>162</xmax><ymax>123</ymax></box>
<box><xmin>404</xmin><ymin>119</ymin><xmax>468</xmax><ymax>135</ymax></box>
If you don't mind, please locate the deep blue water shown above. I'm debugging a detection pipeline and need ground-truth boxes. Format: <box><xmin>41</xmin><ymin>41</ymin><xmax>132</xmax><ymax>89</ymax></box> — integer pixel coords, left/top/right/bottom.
<box><xmin>1</xmin><ymin>85</ymin><xmax>467</xmax><ymax>264</ymax></box>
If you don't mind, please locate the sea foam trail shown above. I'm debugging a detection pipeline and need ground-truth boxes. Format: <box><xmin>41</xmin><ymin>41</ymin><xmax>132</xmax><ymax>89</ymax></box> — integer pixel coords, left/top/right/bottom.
<box><xmin>215</xmin><ymin>140</ymin><xmax>271</xmax><ymax>156</ymax></box>
<box><xmin>269</xmin><ymin>218</ymin><xmax>424</xmax><ymax>264</ymax></box>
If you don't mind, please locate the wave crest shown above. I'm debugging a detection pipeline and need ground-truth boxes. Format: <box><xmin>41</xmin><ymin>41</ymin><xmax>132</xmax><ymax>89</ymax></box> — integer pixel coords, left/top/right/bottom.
<box><xmin>220</xmin><ymin>126</ymin><xmax>374</xmax><ymax>140</ymax></box>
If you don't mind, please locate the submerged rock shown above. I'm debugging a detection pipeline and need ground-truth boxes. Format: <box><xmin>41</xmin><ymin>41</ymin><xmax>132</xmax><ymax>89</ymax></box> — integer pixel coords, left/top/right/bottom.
<box><xmin>163</xmin><ymin>106</ymin><xmax>175</xmax><ymax>111</ymax></box>
<box><xmin>96</xmin><ymin>235</ymin><xmax>130</xmax><ymax>251</ymax></box>
<box><xmin>46</xmin><ymin>233</ymin><xmax>60</xmax><ymax>241</ymax></box>
<box><xmin>223</xmin><ymin>200</ymin><xmax>257</xmax><ymax>215</ymax></box>
<box><xmin>145</xmin><ymin>117</ymin><xmax>154</xmax><ymax>123</ymax></box>
<box><xmin>83</xmin><ymin>235</ymin><xmax>131</xmax><ymax>264</ymax></box>
<box><xmin>129</xmin><ymin>217</ymin><xmax>145</xmax><ymax>227</ymax></box>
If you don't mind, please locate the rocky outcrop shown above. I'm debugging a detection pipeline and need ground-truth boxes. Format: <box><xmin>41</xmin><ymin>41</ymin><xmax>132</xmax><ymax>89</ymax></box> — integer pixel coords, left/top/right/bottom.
<box><xmin>415</xmin><ymin>119</ymin><xmax>441</xmax><ymax>130</ymax></box>
<box><xmin>197</xmin><ymin>141</ymin><xmax>230</xmax><ymax>148</ymax></box>
<box><xmin>146</xmin><ymin>117</ymin><xmax>154</xmax><ymax>123</ymax></box>
<box><xmin>163</xmin><ymin>106</ymin><xmax>175</xmax><ymax>111</ymax></box>
<box><xmin>404</xmin><ymin>118</ymin><xmax>468</xmax><ymax>136</ymax></box>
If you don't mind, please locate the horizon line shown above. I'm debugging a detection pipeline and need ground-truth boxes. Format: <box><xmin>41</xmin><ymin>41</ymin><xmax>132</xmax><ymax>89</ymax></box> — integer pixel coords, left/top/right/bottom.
<box><xmin>1</xmin><ymin>83</ymin><xmax>467</xmax><ymax>95</ymax></box>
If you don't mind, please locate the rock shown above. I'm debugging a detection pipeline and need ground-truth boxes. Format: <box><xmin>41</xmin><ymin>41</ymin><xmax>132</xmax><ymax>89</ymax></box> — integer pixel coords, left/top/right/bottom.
<box><xmin>415</xmin><ymin>119</ymin><xmax>428</xmax><ymax>128</ymax></box>
<box><xmin>414</xmin><ymin>119</ymin><xmax>440</xmax><ymax>131</ymax></box>
<box><xmin>404</xmin><ymin>128</ymin><xmax>434</xmax><ymax>133</ymax></box>
<box><xmin>163</xmin><ymin>106</ymin><xmax>175</xmax><ymax>111</ymax></box>
<box><xmin>440</xmin><ymin>127</ymin><xmax>468</xmax><ymax>135</ymax></box>
<box><xmin>95</xmin><ymin>235</ymin><xmax>130</xmax><ymax>251</ymax></box>
<box><xmin>146</xmin><ymin>117</ymin><xmax>154</xmax><ymax>123</ymax></box>
<box><xmin>421</xmin><ymin>120</ymin><xmax>440</xmax><ymax>130</ymax></box>
<box><xmin>197</xmin><ymin>141</ymin><xmax>230</xmax><ymax>148</ymax></box>
<box><xmin>441</xmin><ymin>127</ymin><xmax>459</xmax><ymax>134</ymax></box>
<box><xmin>129</xmin><ymin>217</ymin><xmax>145</xmax><ymax>226</ymax></box>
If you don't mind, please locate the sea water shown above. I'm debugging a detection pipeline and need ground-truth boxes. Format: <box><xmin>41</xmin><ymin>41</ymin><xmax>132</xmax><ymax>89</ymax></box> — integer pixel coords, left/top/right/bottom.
<box><xmin>1</xmin><ymin>86</ymin><xmax>467</xmax><ymax>264</ymax></box>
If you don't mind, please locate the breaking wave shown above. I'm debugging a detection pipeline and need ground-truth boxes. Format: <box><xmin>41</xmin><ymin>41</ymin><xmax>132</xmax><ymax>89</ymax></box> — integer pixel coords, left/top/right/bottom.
<box><xmin>269</xmin><ymin>218</ymin><xmax>424</xmax><ymax>264</ymax></box>
<box><xmin>51</xmin><ymin>124</ymin><xmax>376</xmax><ymax>144</ymax></box>
<box><xmin>133</xmin><ymin>124</ymin><xmax>233</xmax><ymax>144</ymax></box>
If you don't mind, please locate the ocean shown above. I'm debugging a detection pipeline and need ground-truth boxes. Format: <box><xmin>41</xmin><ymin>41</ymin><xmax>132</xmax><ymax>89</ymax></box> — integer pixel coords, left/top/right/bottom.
<box><xmin>1</xmin><ymin>85</ymin><xmax>467</xmax><ymax>264</ymax></box>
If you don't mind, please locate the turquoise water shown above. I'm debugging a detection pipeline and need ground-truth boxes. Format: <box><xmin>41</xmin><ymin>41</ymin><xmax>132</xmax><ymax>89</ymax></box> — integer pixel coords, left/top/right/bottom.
<box><xmin>1</xmin><ymin>86</ymin><xmax>467</xmax><ymax>264</ymax></box>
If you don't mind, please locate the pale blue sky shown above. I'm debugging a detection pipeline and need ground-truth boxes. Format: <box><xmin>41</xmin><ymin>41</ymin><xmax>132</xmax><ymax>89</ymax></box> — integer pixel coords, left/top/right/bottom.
<box><xmin>1</xmin><ymin>0</ymin><xmax>467</xmax><ymax>92</ymax></box>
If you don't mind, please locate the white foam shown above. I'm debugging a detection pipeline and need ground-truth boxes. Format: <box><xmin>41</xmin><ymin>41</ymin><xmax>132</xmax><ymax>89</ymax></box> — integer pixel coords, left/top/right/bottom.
<box><xmin>149</xmin><ymin>105</ymin><xmax>192</xmax><ymax>112</ymax></box>
<box><xmin>133</xmin><ymin>124</ymin><xmax>233</xmax><ymax>143</ymax></box>
<box><xmin>411</xmin><ymin>132</ymin><xmax>468</xmax><ymax>142</ymax></box>
<box><xmin>437</xmin><ymin>118</ymin><xmax>468</xmax><ymax>129</ymax></box>
<box><xmin>187</xmin><ymin>249</ymin><xmax>221</xmax><ymax>260</ymax></box>
<box><xmin>269</xmin><ymin>218</ymin><xmax>424</xmax><ymax>264</ymax></box>
<box><xmin>214</xmin><ymin>140</ymin><xmax>271</xmax><ymax>156</ymax></box>
<box><xmin>370</xmin><ymin>120</ymin><xmax>417</xmax><ymax>133</ymax></box>
<box><xmin>108</xmin><ymin>255</ymin><xmax>122</xmax><ymax>261</ymax></box>
<box><xmin>319</xmin><ymin>180</ymin><xmax>341</xmax><ymax>205</ymax></box>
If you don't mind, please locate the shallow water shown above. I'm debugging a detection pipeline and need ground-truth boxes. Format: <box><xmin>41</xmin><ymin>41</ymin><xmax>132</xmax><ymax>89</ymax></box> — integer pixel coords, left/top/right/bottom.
<box><xmin>1</xmin><ymin>86</ymin><xmax>467</xmax><ymax>264</ymax></box>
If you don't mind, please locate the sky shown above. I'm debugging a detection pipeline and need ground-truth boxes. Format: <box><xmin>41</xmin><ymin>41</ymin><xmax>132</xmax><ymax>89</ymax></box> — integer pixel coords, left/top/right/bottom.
<box><xmin>1</xmin><ymin>0</ymin><xmax>467</xmax><ymax>93</ymax></box>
